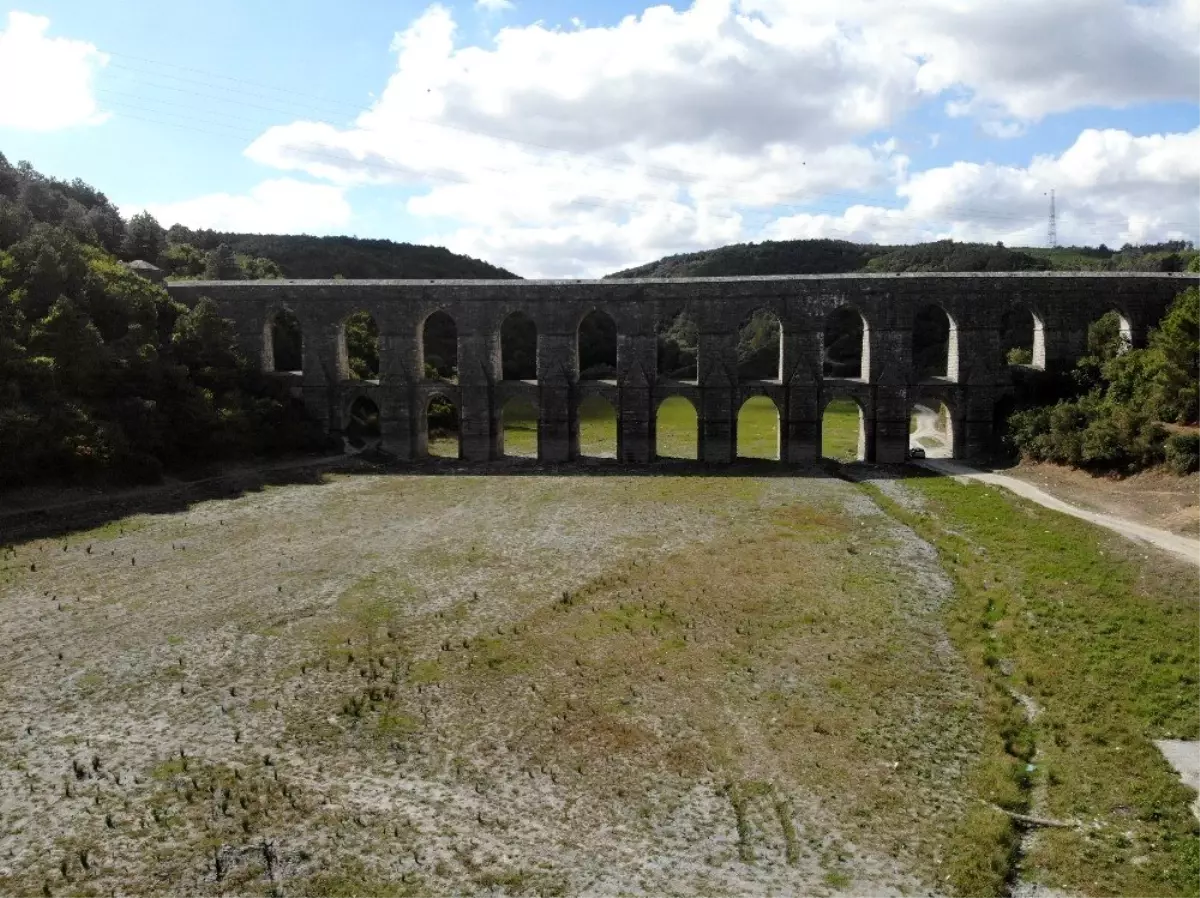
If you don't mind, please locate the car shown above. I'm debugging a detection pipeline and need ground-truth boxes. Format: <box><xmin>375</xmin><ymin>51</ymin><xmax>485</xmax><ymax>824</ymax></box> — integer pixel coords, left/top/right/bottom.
<box><xmin>909</xmin><ymin>446</ymin><xmax>926</xmax><ymax>460</ymax></box>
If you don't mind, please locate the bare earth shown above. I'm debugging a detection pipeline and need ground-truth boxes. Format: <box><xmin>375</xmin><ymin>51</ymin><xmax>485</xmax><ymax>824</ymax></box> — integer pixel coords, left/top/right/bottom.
<box><xmin>1003</xmin><ymin>461</ymin><xmax>1200</xmax><ymax>538</ymax></box>
<box><xmin>0</xmin><ymin>471</ymin><xmax>978</xmax><ymax>897</ymax></box>
<box><xmin>920</xmin><ymin>459</ymin><xmax>1200</xmax><ymax>567</ymax></box>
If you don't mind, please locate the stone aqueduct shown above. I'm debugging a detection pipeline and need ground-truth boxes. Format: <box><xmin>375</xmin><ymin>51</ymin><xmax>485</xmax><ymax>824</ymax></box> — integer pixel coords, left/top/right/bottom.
<box><xmin>165</xmin><ymin>273</ymin><xmax>1192</xmax><ymax>465</ymax></box>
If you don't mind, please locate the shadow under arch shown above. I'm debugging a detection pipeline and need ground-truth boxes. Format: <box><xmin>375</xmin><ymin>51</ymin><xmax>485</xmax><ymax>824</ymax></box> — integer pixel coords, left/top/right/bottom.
<box><xmin>737</xmin><ymin>307</ymin><xmax>783</xmax><ymax>381</ymax></box>
<box><xmin>578</xmin><ymin>308</ymin><xmax>617</xmax><ymax>381</ymax></box>
<box><xmin>345</xmin><ymin>396</ymin><xmax>381</xmax><ymax>450</ymax></box>
<box><xmin>421</xmin><ymin>309</ymin><xmax>458</xmax><ymax>381</ymax></box>
<box><xmin>655</xmin><ymin>395</ymin><xmax>698</xmax><ymax>460</ymax></box>
<box><xmin>912</xmin><ymin>304</ymin><xmax>959</xmax><ymax>382</ymax></box>
<box><xmin>823</xmin><ymin>305</ymin><xmax>870</xmax><ymax>380</ymax></box>
<box><xmin>999</xmin><ymin>305</ymin><xmax>1046</xmax><ymax>370</ymax></box>
<box><xmin>263</xmin><ymin>306</ymin><xmax>303</xmax><ymax>373</ymax></box>
<box><xmin>500</xmin><ymin>310</ymin><xmax>538</xmax><ymax>381</ymax></box>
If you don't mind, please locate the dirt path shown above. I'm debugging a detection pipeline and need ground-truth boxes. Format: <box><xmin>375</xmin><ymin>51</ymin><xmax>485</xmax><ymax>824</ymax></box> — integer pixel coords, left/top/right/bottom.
<box><xmin>909</xmin><ymin>406</ymin><xmax>951</xmax><ymax>459</ymax></box>
<box><xmin>918</xmin><ymin>458</ymin><xmax>1200</xmax><ymax>567</ymax></box>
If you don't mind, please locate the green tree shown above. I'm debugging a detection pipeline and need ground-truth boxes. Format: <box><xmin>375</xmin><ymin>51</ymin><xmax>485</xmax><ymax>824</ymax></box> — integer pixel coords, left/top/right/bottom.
<box><xmin>203</xmin><ymin>243</ymin><xmax>241</xmax><ymax>280</ymax></box>
<box><xmin>122</xmin><ymin>211</ymin><xmax>166</xmax><ymax>263</ymax></box>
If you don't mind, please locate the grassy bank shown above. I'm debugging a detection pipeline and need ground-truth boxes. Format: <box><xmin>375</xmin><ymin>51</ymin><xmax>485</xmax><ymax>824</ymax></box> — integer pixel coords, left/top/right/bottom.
<box><xmin>862</xmin><ymin>472</ymin><xmax>1199</xmax><ymax>897</ymax></box>
<box><xmin>451</xmin><ymin>396</ymin><xmax>866</xmax><ymax>461</ymax></box>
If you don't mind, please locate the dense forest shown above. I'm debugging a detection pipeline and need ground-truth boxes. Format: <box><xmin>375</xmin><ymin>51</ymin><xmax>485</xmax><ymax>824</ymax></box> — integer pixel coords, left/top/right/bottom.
<box><xmin>609</xmin><ymin>237</ymin><xmax>1200</xmax><ymax>279</ymax></box>
<box><xmin>157</xmin><ymin>227</ymin><xmax>518</xmax><ymax>281</ymax></box>
<box><xmin>0</xmin><ymin>155</ymin><xmax>515</xmax><ymax>489</ymax></box>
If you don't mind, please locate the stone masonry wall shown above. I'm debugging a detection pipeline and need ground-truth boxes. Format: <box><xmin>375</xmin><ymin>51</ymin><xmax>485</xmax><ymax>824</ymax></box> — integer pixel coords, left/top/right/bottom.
<box><xmin>165</xmin><ymin>273</ymin><xmax>1195</xmax><ymax>464</ymax></box>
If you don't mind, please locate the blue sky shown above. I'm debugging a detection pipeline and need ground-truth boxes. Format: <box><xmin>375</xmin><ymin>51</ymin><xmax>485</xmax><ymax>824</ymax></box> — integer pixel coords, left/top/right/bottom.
<box><xmin>1</xmin><ymin>0</ymin><xmax>1197</xmax><ymax>276</ymax></box>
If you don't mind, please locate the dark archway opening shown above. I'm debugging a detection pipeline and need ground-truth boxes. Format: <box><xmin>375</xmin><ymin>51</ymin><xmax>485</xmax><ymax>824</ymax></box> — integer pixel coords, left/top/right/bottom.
<box><xmin>821</xmin><ymin>398</ymin><xmax>865</xmax><ymax>461</ymax></box>
<box><xmin>657</xmin><ymin>309</ymin><xmax>697</xmax><ymax>381</ymax></box>
<box><xmin>267</xmin><ymin>308</ymin><xmax>303</xmax><ymax>373</ymax></box>
<box><xmin>344</xmin><ymin>311</ymin><xmax>380</xmax><ymax>381</ymax></box>
<box><xmin>736</xmin><ymin>396</ymin><xmax>780</xmax><ymax>460</ymax></box>
<box><xmin>423</xmin><ymin>311</ymin><xmax>458</xmax><ymax>381</ymax></box>
<box><xmin>501</xmin><ymin>396</ymin><xmax>538</xmax><ymax>458</ymax></box>
<box><xmin>1000</xmin><ymin>308</ymin><xmax>1045</xmax><ymax>369</ymax></box>
<box><xmin>345</xmin><ymin>397</ymin><xmax>381</xmax><ymax>450</ymax></box>
<box><xmin>579</xmin><ymin>311</ymin><xmax>617</xmax><ymax>381</ymax></box>
<box><xmin>501</xmin><ymin>312</ymin><xmax>538</xmax><ymax>381</ymax></box>
<box><xmin>823</xmin><ymin>307</ymin><xmax>868</xmax><ymax>379</ymax></box>
<box><xmin>913</xmin><ymin>306</ymin><xmax>957</xmax><ymax>380</ymax></box>
<box><xmin>655</xmin><ymin>396</ymin><xmax>698</xmax><ymax>460</ymax></box>
<box><xmin>426</xmin><ymin>394</ymin><xmax>460</xmax><ymax>458</ymax></box>
<box><xmin>737</xmin><ymin>310</ymin><xmax>782</xmax><ymax>381</ymax></box>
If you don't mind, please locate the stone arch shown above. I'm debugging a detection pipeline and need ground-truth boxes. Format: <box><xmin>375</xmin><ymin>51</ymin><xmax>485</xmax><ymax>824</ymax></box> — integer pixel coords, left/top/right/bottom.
<box><xmin>500</xmin><ymin>395</ymin><xmax>539</xmax><ymax>458</ymax></box>
<box><xmin>823</xmin><ymin>305</ymin><xmax>870</xmax><ymax>380</ymax></box>
<box><xmin>345</xmin><ymin>396</ymin><xmax>381</xmax><ymax>450</ymax></box>
<box><xmin>912</xmin><ymin>305</ymin><xmax>959</xmax><ymax>382</ymax></box>
<box><xmin>737</xmin><ymin>308</ymin><xmax>783</xmax><ymax>381</ymax></box>
<box><xmin>999</xmin><ymin>305</ymin><xmax>1046</xmax><ymax>370</ymax></box>
<box><xmin>423</xmin><ymin>390</ymin><xmax>461</xmax><ymax>458</ymax></box>
<box><xmin>578</xmin><ymin>309</ymin><xmax>617</xmax><ymax>381</ymax></box>
<box><xmin>655</xmin><ymin>395</ymin><xmax>698</xmax><ymax>460</ymax></box>
<box><xmin>421</xmin><ymin>309</ymin><xmax>458</xmax><ymax>381</ymax></box>
<box><xmin>500</xmin><ymin>310</ymin><xmax>538</xmax><ymax>381</ymax></box>
<box><xmin>821</xmin><ymin>395</ymin><xmax>866</xmax><ymax>462</ymax></box>
<box><xmin>909</xmin><ymin>398</ymin><xmax>957</xmax><ymax>459</ymax></box>
<box><xmin>262</xmin><ymin>306</ymin><xmax>302</xmax><ymax>373</ymax></box>
<box><xmin>657</xmin><ymin>305</ymin><xmax>697</xmax><ymax>381</ymax></box>
<box><xmin>736</xmin><ymin>395</ymin><xmax>781</xmax><ymax>460</ymax></box>
<box><xmin>340</xmin><ymin>310</ymin><xmax>380</xmax><ymax>381</ymax></box>
<box><xmin>578</xmin><ymin>395</ymin><xmax>617</xmax><ymax>458</ymax></box>
<box><xmin>1087</xmin><ymin>308</ymin><xmax>1134</xmax><ymax>359</ymax></box>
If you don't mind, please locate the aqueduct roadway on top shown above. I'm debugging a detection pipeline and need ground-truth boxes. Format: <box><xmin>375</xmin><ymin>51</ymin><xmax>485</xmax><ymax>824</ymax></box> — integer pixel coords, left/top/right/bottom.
<box><xmin>165</xmin><ymin>272</ymin><xmax>1194</xmax><ymax>465</ymax></box>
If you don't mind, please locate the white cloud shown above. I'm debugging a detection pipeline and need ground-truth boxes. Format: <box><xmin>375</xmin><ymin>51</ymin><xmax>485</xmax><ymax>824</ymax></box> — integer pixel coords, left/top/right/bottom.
<box><xmin>235</xmin><ymin>1</ymin><xmax>1198</xmax><ymax>274</ymax></box>
<box><xmin>476</xmin><ymin>0</ymin><xmax>513</xmax><ymax>10</ymax></box>
<box><xmin>765</xmin><ymin>128</ymin><xmax>1200</xmax><ymax>249</ymax></box>
<box><xmin>135</xmin><ymin>179</ymin><xmax>352</xmax><ymax>235</ymax></box>
<box><xmin>0</xmin><ymin>11</ymin><xmax>108</xmax><ymax>131</ymax></box>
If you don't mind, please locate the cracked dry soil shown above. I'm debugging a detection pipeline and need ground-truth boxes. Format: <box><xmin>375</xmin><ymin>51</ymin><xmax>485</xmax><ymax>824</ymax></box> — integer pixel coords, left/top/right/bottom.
<box><xmin>1</xmin><ymin>472</ymin><xmax>978</xmax><ymax>896</ymax></box>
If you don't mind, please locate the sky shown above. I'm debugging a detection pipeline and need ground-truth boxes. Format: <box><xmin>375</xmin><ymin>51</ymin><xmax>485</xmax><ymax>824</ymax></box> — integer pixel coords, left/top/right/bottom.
<box><xmin>0</xmin><ymin>0</ymin><xmax>1198</xmax><ymax>278</ymax></box>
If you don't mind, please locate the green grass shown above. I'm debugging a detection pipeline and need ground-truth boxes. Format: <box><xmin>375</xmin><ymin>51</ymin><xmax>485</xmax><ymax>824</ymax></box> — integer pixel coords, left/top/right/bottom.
<box><xmin>656</xmin><ymin>396</ymin><xmax>699</xmax><ymax>459</ymax></box>
<box><xmin>441</xmin><ymin>394</ymin><xmax>862</xmax><ymax>462</ymax></box>
<box><xmin>579</xmin><ymin>396</ymin><xmax>618</xmax><ymax>457</ymax></box>
<box><xmin>822</xmin><ymin>399</ymin><xmax>863</xmax><ymax>461</ymax></box>
<box><xmin>863</xmin><ymin>473</ymin><xmax>1200</xmax><ymax>897</ymax></box>
<box><xmin>501</xmin><ymin>397</ymin><xmax>539</xmax><ymax>458</ymax></box>
<box><xmin>736</xmin><ymin>396</ymin><xmax>780</xmax><ymax>459</ymax></box>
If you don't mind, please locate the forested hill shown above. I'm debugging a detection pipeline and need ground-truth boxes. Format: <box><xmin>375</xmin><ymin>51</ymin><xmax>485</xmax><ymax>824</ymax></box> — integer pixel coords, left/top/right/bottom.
<box><xmin>161</xmin><ymin>227</ymin><xmax>519</xmax><ymax>281</ymax></box>
<box><xmin>607</xmin><ymin>238</ymin><xmax>1199</xmax><ymax>278</ymax></box>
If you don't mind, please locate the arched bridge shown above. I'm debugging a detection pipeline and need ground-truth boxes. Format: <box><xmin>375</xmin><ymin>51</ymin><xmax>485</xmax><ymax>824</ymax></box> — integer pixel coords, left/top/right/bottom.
<box><xmin>165</xmin><ymin>272</ymin><xmax>1194</xmax><ymax>465</ymax></box>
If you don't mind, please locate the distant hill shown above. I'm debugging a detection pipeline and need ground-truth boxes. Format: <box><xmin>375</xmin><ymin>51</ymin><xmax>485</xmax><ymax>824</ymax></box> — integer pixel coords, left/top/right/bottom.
<box><xmin>607</xmin><ymin>238</ymin><xmax>1198</xmax><ymax>278</ymax></box>
<box><xmin>161</xmin><ymin>226</ymin><xmax>520</xmax><ymax>281</ymax></box>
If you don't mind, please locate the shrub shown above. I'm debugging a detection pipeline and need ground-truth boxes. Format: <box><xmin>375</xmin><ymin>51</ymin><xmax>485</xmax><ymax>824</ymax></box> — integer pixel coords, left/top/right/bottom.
<box><xmin>1164</xmin><ymin>433</ymin><xmax>1200</xmax><ymax>475</ymax></box>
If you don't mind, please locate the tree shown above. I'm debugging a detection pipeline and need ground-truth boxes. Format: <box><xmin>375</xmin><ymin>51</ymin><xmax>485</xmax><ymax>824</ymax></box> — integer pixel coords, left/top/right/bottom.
<box><xmin>122</xmin><ymin>211</ymin><xmax>166</xmax><ymax>263</ymax></box>
<box><xmin>203</xmin><ymin>243</ymin><xmax>241</xmax><ymax>280</ymax></box>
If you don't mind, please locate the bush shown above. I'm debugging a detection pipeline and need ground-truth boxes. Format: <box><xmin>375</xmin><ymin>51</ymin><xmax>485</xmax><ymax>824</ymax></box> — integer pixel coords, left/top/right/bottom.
<box><xmin>1164</xmin><ymin>433</ymin><xmax>1200</xmax><ymax>475</ymax></box>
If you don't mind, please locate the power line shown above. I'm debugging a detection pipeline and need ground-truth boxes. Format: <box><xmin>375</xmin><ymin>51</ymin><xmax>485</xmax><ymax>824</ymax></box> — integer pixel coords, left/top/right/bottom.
<box><xmin>1047</xmin><ymin>189</ymin><xmax>1057</xmax><ymax>248</ymax></box>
